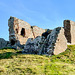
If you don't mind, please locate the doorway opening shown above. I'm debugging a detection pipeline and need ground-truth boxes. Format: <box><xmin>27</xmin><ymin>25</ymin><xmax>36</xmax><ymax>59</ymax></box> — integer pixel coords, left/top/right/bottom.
<box><xmin>21</xmin><ymin>28</ymin><xmax>25</xmax><ymax>37</ymax></box>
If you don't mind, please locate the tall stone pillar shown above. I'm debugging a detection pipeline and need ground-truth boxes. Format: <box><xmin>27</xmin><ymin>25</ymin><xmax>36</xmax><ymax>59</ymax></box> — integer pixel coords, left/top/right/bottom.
<box><xmin>64</xmin><ymin>20</ymin><xmax>75</xmax><ymax>44</ymax></box>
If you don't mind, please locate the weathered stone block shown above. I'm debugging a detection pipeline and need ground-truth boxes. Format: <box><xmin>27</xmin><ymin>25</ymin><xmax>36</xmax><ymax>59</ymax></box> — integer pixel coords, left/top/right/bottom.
<box><xmin>54</xmin><ymin>27</ymin><xmax>67</xmax><ymax>55</ymax></box>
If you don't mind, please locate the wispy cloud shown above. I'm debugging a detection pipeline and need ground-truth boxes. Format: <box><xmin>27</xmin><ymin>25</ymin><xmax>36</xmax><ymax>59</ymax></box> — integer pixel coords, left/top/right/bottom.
<box><xmin>0</xmin><ymin>0</ymin><xmax>63</xmax><ymax>30</ymax></box>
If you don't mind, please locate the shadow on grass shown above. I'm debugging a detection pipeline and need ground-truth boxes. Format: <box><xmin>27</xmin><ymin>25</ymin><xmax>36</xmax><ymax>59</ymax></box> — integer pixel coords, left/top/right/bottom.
<box><xmin>0</xmin><ymin>51</ymin><xmax>22</xmax><ymax>59</ymax></box>
<box><xmin>0</xmin><ymin>51</ymin><xmax>46</xmax><ymax>59</ymax></box>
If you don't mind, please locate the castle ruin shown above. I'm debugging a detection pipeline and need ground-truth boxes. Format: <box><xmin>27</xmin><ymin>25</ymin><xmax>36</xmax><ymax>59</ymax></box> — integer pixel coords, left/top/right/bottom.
<box><xmin>0</xmin><ymin>16</ymin><xmax>75</xmax><ymax>55</ymax></box>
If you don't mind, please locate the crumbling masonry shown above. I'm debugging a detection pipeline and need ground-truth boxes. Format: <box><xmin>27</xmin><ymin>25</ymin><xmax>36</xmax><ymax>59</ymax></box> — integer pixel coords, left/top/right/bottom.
<box><xmin>0</xmin><ymin>16</ymin><xmax>75</xmax><ymax>55</ymax></box>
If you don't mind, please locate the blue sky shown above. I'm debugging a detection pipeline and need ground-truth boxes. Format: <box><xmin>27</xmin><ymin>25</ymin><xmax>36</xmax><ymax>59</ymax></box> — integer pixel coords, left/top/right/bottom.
<box><xmin>0</xmin><ymin>0</ymin><xmax>75</xmax><ymax>41</ymax></box>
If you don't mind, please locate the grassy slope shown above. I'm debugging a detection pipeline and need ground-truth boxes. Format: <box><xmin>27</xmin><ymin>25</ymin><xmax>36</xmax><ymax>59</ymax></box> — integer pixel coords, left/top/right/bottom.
<box><xmin>0</xmin><ymin>45</ymin><xmax>75</xmax><ymax>75</ymax></box>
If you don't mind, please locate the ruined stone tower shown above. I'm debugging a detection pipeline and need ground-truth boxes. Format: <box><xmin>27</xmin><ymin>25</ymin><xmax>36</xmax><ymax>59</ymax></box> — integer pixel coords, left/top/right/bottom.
<box><xmin>64</xmin><ymin>20</ymin><xmax>75</xmax><ymax>44</ymax></box>
<box><xmin>8</xmin><ymin>16</ymin><xmax>45</xmax><ymax>45</ymax></box>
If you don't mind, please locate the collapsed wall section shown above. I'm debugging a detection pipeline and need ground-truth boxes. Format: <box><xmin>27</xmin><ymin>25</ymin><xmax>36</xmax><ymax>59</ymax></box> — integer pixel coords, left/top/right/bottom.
<box><xmin>23</xmin><ymin>27</ymin><xmax>67</xmax><ymax>55</ymax></box>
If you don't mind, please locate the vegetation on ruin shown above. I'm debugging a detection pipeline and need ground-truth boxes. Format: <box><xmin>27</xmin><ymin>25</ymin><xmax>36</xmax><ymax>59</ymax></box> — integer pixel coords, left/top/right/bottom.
<box><xmin>0</xmin><ymin>45</ymin><xmax>75</xmax><ymax>75</ymax></box>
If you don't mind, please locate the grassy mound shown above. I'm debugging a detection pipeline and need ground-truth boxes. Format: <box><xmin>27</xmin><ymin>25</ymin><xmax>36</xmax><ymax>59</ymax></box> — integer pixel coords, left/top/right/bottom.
<box><xmin>0</xmin><ymin>45</ymin><xmax>75</xmax><ymax>75</ymax></box>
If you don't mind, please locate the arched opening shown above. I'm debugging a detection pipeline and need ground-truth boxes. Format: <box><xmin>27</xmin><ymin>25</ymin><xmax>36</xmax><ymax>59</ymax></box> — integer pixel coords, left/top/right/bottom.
<box><xmin>11</xmin><ymin>39</ymin><xmax>15</xmax><ymax>45</ymax></box>
<box><xmin>21</xmin><ymin>28</ymin><xmax>25</xmax><ymax>37</ymax></box>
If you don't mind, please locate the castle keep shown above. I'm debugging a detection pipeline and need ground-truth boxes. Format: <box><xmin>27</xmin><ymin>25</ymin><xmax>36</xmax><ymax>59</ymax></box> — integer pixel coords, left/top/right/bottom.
<box><xmin>0</xmin><ymin>16</ymin><xmax>75</xmax><ymax>55</ymax></box>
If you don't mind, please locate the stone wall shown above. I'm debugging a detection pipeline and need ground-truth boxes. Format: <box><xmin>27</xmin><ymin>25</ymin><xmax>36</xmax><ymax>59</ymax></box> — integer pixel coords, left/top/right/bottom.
<box><xmin>31</xmin><ymin>26</ymin><xmax>45</xmax><ymax>38</ymax></box>
<box><xmin>8</xmin><ymin>16</ymin><xmax>45</xmax><ymax>46</ymax></box>
<box><xmin>64</xmin><ymin>20</ymin><xmax>75</xmax><ymax>44</ymax></box>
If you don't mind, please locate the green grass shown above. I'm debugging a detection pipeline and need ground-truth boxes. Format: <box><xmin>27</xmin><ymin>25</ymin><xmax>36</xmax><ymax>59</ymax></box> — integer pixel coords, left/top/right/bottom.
<box><xmin>0</xmin><ymin>45</ymin><xmax>75</xmax><ymax>75</ymax></box>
